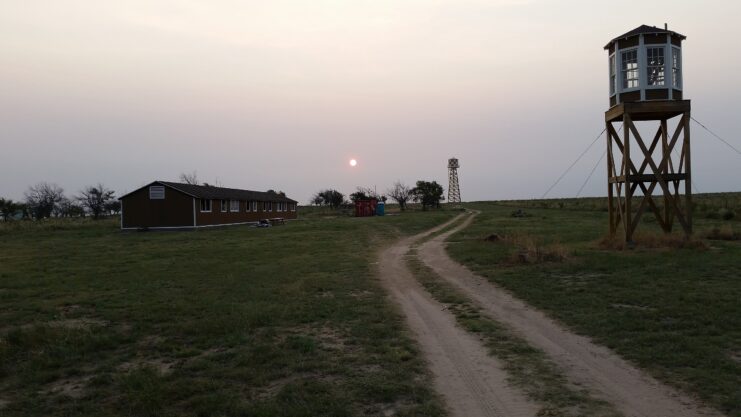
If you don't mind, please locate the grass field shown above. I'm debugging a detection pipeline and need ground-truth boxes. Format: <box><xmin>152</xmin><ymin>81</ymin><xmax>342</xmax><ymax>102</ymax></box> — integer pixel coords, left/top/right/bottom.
<box><xmin>447</xmin><ymin>201</ymin><xmax>741</xmax><ymax>416</ymax></box>
<box><xmin>0</xmin><ymin>210</ymin><xmax>455</xmax><ymax>417</ymax></box>
<box><xmin>2</xmin><ymin>197</ymin><xmax>739</xmax><ymax>416</ymax></box>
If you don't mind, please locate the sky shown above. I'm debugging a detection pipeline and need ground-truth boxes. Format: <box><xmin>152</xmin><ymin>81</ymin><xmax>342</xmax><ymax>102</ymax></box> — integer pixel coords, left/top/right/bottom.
<box><xmin>1</xmin><ymin>0</ymin><xmax>740</xmax><ymax>203</ymax></box>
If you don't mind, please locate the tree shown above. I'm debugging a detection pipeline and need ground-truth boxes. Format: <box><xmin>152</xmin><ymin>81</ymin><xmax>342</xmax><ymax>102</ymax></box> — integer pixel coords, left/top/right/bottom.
<box><xmin>412</xmin><ymin>180</ymin><xmax>445</xmax><ymax>210</ymax></box>
<box><xmin>78</xmin><ymin>184</ymin><xmax>116</xmax><ymax>219</ymax></box>
<box><xmin>349</xmin><ymin>190</ymin><xmax>370</xmax><ymax>202</ymax></box>
<box><xmin>53</xmin><ymin>196</ymin><xmax>72</xmax><ymax>217</ymax></box>
<box><xmin>105</xmin><ymin>200</ymin><xmax>121</xmax><ymax>215</ymax></box>
<box><xmin>313</xmin><ymin>189</ymin><xmax>345</xmax><ymax>209</ymax></box>
<box><xmin>311</xmin><ymin>192</ymin><xmax>324</xmax><ymax>206</ymax></box>
<box><xmin>349</xmin><ymin>186</ymin><xmax>380</xmax><ymax>203</ymax></box>
<box><xmin>25</xmin><ymin>182</ymin><xmax>65</xmax><ymax>219</ymax></box>
<box><xmin>17</xmin><ymin>203</ymin><xmax>31</xmax><ymax>219</ymax></box>
<box><xmin>0</xmin><ymin>198</ymin><xmax>20</xmax><ymax>221</ymax></box>
<box><xmin>57</xmin><ymin>198</ymin><xmax>85</xmax><ymax>217</ymax></box>
<box><xmin>324</xmin><ymin>189</ymin><xmax>346</xmax><ymax>208</ymax></box>
<box><xmin>387</xmin><ymin>181</ymin><xmax>413</xmax><ymax>210</ymax></box>
<box><xmin>179</xmin><ymin>171</ymin><xmax>199</xmax><ymax>185</ymax></box>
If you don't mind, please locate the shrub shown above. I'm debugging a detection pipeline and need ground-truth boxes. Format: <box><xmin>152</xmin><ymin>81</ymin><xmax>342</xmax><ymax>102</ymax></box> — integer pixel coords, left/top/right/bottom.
<box><xmin>706</xmin><ymin>226</ymin><xmax>740</xmax><ymax>241</ymax></box>
<box><xmin>503</xmin><ymin>233</ymin><xmax>569</xmax><ymax>264</ymax></box>
<box><xmin>597</xmin><ymin>232</ymin><xmax>707</xmax><ymax>250</ymax></box>
<box><xmin>719</xmin><ymin>208</ymin><xmax>735</xmax><ymax>221</ymax></box>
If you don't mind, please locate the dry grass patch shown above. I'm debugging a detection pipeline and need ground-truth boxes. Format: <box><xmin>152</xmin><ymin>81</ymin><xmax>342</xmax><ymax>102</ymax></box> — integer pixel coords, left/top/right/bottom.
<box><xmin>706</xmin><ymin>225</ymin><xmax>741</xmax><ymax>241</ymax></box>
<box><xmin>597</xmin><ymin>232</ymin><xmax>708</xmax><ymax>250</ymax></box>
<box><xmin>118</xmin><ymin>358</ymin><xmax>178</xmax><ymax>376</ymax></box>
<box><xmin>482</xmin><ymin>231</ymin><xmax>571</xmax><ymax>264</ymax></box>
<box><xmin>500</xmin><ymin>233</ymin><xmax>570</xmax><ymax>264</ymax></box>
<box><xmin>42</xmin><ymin>375</ymin><xmax>94</xmax><ymax>399</ymax></box>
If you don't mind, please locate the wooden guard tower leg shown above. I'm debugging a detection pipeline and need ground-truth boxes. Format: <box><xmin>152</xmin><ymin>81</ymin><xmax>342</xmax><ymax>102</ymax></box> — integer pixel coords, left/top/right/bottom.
<box><xmin>683</xmin><ymin>111</ymin><xmax>693</xmax><ymax>235</ymax></box>
<box><xmin>661</xmin><ymin>119</ymin><xmax>671</xmax><ymax>231</ymax></box>
<box><xmin>606</xmin><ymin>121</ymin><xmax>615</xmax><ymax>236</ymax></box>
<box><xmin>623</xmin><ymin>114</ymin><xmax>633</xmax><ymax>242</ymax></box>
<box><xmin>605</xmin><ymin>100</ymin><xmax>692</xmax><ymax>243</ymax></box>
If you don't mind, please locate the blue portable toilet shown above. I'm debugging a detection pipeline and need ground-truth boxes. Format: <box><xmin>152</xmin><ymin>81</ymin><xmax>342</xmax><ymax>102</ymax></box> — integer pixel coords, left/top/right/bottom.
<box><xmin>376</xmin><ymin>201</ymin><xmax>385</xmax><ymax>216</ymax></box>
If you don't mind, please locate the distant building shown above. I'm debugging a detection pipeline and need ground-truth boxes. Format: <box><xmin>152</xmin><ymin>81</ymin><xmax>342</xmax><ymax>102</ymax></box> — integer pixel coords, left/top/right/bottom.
<box><xmin>354</xmin><ymin>199</ymin><xmax>378</xmax><ymax>217</ymax></box>
<box><xmin>119</xmin><ymin>181</ymin><xmax>298</xmax><ymax>230</ymax></box>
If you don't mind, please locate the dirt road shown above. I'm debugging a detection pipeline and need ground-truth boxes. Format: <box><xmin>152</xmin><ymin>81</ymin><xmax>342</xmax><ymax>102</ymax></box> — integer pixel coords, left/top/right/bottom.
<box><xmin>378</xmin><ymin>214</ymin><xmax>538</xmax><ymax>417</ymax></box>
<box><xmin>416</xmin><ymin>212</ymin><xmax>724</xmax><ymax>417</ymax></box>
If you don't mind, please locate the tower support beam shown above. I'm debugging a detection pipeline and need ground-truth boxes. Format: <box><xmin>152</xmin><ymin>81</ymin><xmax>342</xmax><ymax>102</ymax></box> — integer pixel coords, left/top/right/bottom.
<box><xmin>605</xmin><ymin>100</ymin><xmax>692</xmax><ymax>242</ymax></box>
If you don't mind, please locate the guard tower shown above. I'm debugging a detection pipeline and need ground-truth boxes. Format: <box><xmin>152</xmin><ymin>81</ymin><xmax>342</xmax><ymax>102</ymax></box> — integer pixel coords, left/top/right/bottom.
<box><xmin>447</xmin><ymin>158</ymin><xmax>461</xmax><ymax>203</ymax></box>
<box><xmin>605</xmin><ymin>25</ymin><xmax>691</xmax><ymax>242</ymax></box>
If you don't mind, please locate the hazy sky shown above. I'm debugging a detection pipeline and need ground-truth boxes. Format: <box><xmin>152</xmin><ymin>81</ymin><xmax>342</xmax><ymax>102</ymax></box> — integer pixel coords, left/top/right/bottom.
<box><xmin>2</xmin><ymin>0</ymin><xmax>740</xmax><ymax>203</ymax></box>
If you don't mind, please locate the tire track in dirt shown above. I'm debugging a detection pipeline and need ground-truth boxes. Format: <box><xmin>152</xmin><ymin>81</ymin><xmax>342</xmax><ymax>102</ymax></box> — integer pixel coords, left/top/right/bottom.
<box><xmin>417</xmin><ymin>211</ymin><xmax>725</xmax><ymax>417</ymax></box>
<box><xmin>378</xmin><ymin>214</ymin><xmax>538</xmax><ymax>417</ymax></box>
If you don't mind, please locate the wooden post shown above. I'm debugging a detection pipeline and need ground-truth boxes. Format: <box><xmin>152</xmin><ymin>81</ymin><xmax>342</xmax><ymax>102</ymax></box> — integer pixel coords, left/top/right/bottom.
<box><xmin>683</xmin><ymin>111</ymin><xmax>692</xmax><ymax>236</ymax></box>
<box><xmin>661</xmin><ymin>119</ymin><xmax>671</xmax><ymax>231</ymax></box>
<box><xmin>623</xmin><ymin>114</ymin><xmax>633</xmax><ymax>242</ymax></box>
<box><xmin>606</xmin><ymin>121</ymin><xmax>615</xmax><ymax>236</ymax></box>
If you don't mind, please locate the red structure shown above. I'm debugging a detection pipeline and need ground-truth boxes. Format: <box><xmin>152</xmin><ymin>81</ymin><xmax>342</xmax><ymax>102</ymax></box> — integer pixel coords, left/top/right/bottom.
<box><xmin>354</xmin><ymin>199</ymin><xmax>378</xmax><ymax>217</ymax></box>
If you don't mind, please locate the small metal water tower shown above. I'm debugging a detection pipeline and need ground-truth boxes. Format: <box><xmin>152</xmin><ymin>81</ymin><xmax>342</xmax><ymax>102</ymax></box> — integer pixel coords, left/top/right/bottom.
<box><xmin>447</xmin><ymin>158</ymin><xmax>461</xmax><ymax>203</ymax></box>
<box><xmin>604</xmin><ymin>24</ymin><xmax>692</xmax><ymax>241</ymax></box>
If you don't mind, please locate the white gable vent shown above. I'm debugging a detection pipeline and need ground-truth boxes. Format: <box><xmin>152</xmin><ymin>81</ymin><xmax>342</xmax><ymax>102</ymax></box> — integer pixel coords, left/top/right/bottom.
<box><xmin>149</xmin><ymin>186</ymin><xmax>165</xmax><ymax>199</ymax></box>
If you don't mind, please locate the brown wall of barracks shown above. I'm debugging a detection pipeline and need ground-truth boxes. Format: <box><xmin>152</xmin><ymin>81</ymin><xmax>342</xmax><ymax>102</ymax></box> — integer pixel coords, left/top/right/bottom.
<box><xmin>122</xmin><ymin>188</ymin><xmax>297</xmax><ymax>229</ymax></box>
<box><xmin>195</xmin><ymin>200</ymin><xmax>297</xmax><ymax>226</ymax></box>
<box><xmin>121</xmin><ymin>186</ymin><xmax>194</xmax><ymax>228</ymax></box>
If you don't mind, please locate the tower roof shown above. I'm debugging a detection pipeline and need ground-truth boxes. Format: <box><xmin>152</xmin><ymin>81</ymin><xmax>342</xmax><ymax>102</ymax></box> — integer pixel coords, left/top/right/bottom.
<box><xmin>604</xmin><ymin>24</ymin><xmax>686</xmax><ymax>49</ymax></box>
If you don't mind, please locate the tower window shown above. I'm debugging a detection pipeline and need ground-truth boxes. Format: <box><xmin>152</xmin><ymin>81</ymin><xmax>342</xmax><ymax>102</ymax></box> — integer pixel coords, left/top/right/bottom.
<box><xmin>609</xmin><ymin>54</ymin><xmax>616</xmax><ymax>95</ymax></box>
<box><xmin>672</xmin><ymin>47</ymin><xmax>682</xmax><ymax>88</ymax></box>
<box><xmin>647</xmin><ymin>47</ymin><xmax>665</xmax><ymax>86</ymax></box>
<box><xmin>621</xmin><ymin>49</ymin><xmax>639</xmax><ymax>89</ymax></box>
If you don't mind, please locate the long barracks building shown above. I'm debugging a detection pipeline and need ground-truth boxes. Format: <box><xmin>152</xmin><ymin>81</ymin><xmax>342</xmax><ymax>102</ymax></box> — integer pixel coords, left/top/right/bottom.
<box><xmin>119</xmin><ymin>181</ymin><xmax>298</xmax><ymax>230</ymax></box>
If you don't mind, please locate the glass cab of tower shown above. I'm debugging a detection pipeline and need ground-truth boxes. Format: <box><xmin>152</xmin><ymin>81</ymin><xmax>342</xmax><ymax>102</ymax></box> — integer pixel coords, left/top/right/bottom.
<box><xmin>606</xmin><ymin>27</ymin><xmax>684</xmax><ymax>106</ymax></box>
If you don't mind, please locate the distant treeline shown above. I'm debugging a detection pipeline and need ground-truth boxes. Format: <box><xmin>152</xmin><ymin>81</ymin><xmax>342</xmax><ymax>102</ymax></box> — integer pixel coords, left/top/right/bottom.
<box><xmin>0</xmin><ymin>182</ymin><xmax>120</xmax><ymax>221</ymax></box>
<box><xmin>310</xmin><ymin>180</ymin><xmax>446</xmax><ymax>211</ymax></box>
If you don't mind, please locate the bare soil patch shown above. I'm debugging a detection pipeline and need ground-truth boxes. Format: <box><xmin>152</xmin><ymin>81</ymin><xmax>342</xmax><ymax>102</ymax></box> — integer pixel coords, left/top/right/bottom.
<box><xmin>118</xmin><ymin>358</ymin><xmax>178</xmax><ymax>375</ymax></box>
<box><xmin>48</xmin><ymin>317</ymin><xmax>109</xmax><ymax>329</ymax></box>
<box><xmin>42</xmin><ymin>375</ymin><xmax>93</xmax><ymax>399</ymax></box>
<box><xmin>378</xmin><ymin>214</ymin><xmax>538</xmax><ymax>417</ymax></box>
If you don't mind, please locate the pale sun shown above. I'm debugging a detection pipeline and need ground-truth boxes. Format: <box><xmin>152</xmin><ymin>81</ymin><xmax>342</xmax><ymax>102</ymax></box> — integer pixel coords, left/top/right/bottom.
<box><xmin>349</xmin><ymin>159</ymin><xmax>357</xmax><ymax>167</ymax></box>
